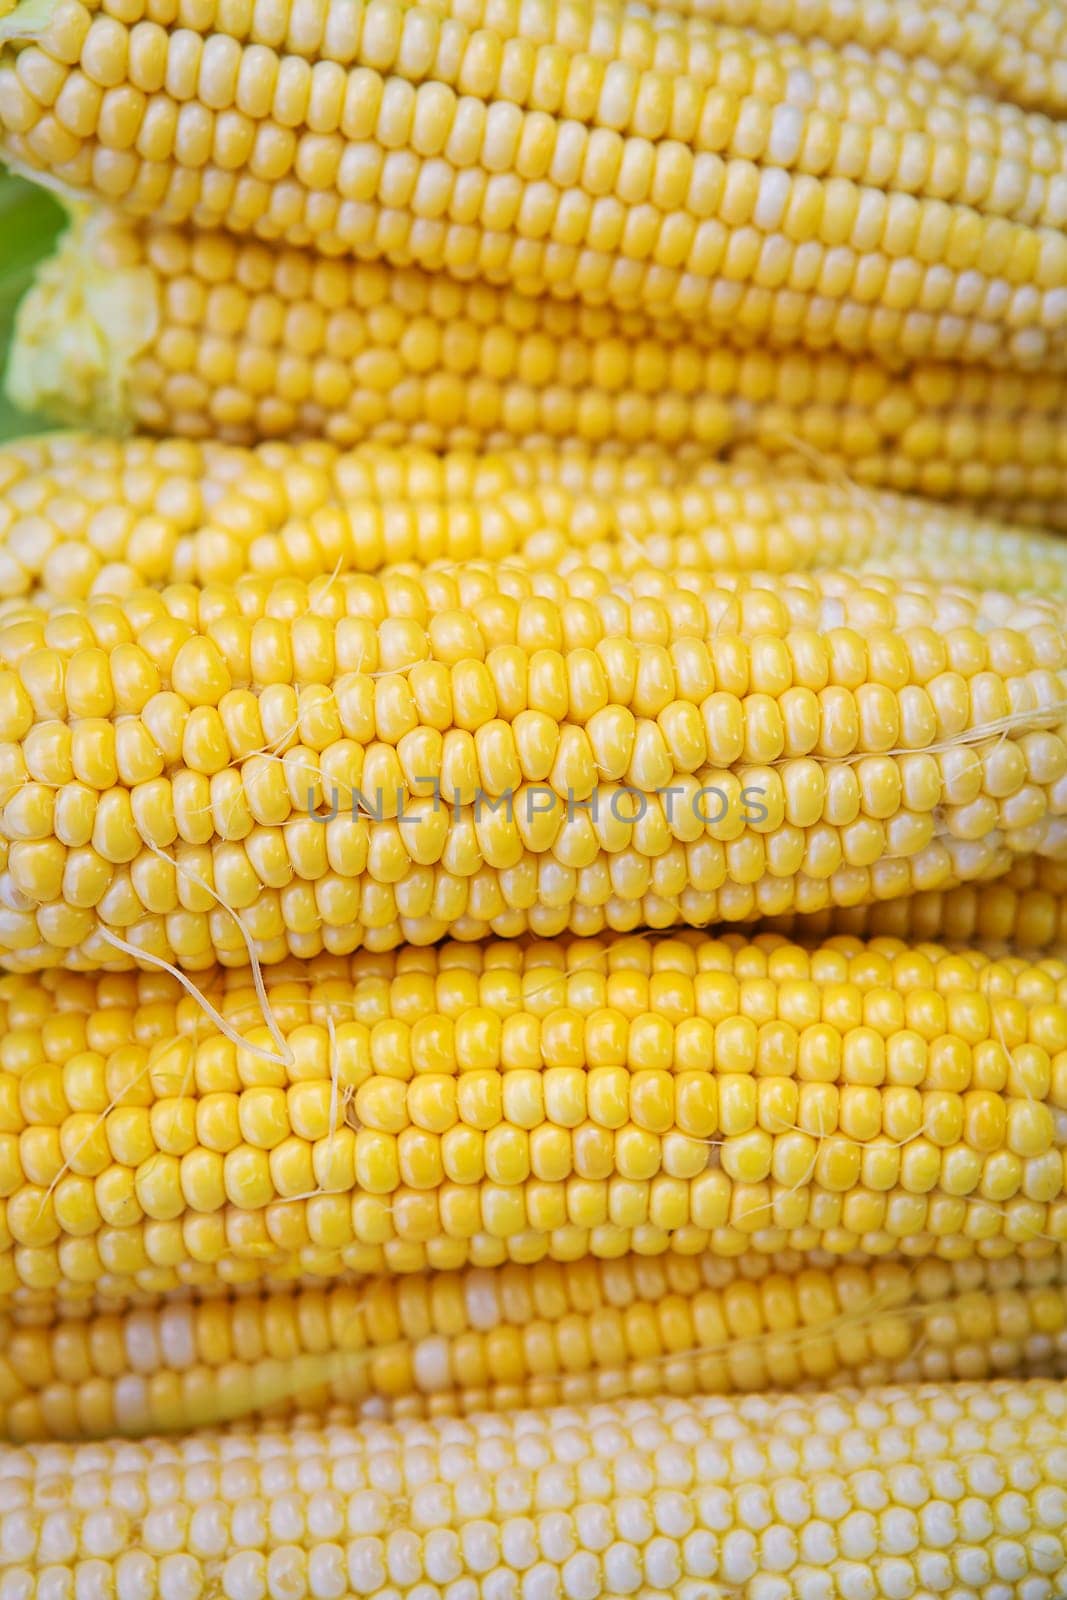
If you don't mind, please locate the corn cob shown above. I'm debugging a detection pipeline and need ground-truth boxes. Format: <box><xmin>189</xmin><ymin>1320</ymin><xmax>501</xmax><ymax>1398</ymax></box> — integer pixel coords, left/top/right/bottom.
<box><xmin>4</xmin><ymin>431</ymin><xmax>1067</xmax><ymax>609</ymax></box>
<box><xmin>1</xmin><ymin>929</ymin><xmax>1066</xmax><ymax>1303</ymax></box>
<box><xmin>10</xmin><ymin>211</ymin><xmax>1067</xmax><ymax>533</ymax></box>
<box><xmin>0</xmin><ymin>565</ymin><xmax>1066</xmax><ymax>970</ymax></box>
<box><xmin>657</xmin><ymin>0</ymin><xmax>1067</xmax><ymax>119</ymax></box>
<box><xmin>3</xmin><ymin>562</ymin><xmax>1067</xmax><ymax>972</ymax></box>
<box><xmin>4</xmin><ymin>1380</ymin><xmax>1067</xmax><ymax>1599</ymax></box>
<box><xmin>2</xmin><ymin>2</ymin><xmax>1066</xmax><ymax>370</ymax></box>
<box><xmin>5</xmin><ymin>1248</ymin><xmax>1067</xmax><ymax>1442</ymax></box>
<box><xmin>769</xmin><ymin>858</ymin><xmax>1067</xmax><ymax>957</ymax></box>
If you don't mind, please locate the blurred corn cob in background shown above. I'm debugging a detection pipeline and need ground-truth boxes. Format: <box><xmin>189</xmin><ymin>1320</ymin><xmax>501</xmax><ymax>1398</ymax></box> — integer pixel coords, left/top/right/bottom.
<box><xmin>8</xmin><ymin>210</ymin><xmax>1067</xmax><ymax>531</ymax></box>
<box><xmin>5</xmin><ymin>1248</ymin><xmax>1067</xmax><ymax>1441</ymax></box>
<box><xmin>3</xmin><ymin>431</ymin><xmax>1067</xmax><ymax>607</ymax></box>
<box><xmin>1</xmin><ymin>0</ymin><xmax>1066</xmax><ymax>373</ymax></box>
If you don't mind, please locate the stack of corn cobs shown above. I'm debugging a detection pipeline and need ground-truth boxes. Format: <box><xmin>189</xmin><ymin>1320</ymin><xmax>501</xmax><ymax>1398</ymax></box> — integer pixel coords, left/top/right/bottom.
<box><xmin>3</xmin><ymin>0</ymin><xmax>1067</xmax><ymax>1594</ymax></box>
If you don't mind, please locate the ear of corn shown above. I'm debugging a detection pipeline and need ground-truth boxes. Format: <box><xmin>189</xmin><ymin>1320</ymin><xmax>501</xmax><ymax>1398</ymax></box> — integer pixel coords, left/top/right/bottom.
<box><xmin>0</xmin><ymin>566</ymin><xmax>1064</xmax><ymax>970</ymax></box>
<box><xmin>5</xmin><ymin>1248</ymin><xmax>1067</xmax><ymax>1442</ymax></box>
<box><xmin>3</xmin><ymin>431</ymin><xmax>1067</xmax><ymax>609</ymax></box>
<box><xmin>3</xmin><ymin>1379</ymin><xmax>1067</xmax><ymax>1597</ymax></box>
<box><xmin>8</xmin><ymin>210</ymin><xmax>1067</xmax><ymax>533</ymax></box>
<box><xmin>2</xmin><ymin>0</ymin><xmax>1066</xmax><ymax>369</ymax></box>
<box><xmin>0</xmin><ymin>930</ymin><xmax>1066</xmax><ymax>1303</ymax></box>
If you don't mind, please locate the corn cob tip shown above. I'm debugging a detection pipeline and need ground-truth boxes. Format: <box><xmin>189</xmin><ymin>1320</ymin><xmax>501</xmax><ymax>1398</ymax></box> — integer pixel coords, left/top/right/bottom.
<box><xmin>5</xmin><ymin>205</ymin><xmax>155</xmax><ymax>433</ymax></box>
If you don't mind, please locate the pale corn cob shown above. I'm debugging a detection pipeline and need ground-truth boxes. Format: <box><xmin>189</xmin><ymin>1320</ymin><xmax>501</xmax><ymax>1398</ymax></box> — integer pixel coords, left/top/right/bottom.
<box><xmin>5</xmin><ymin>1249</ymin><xmax>1067</xmax><ymax>1441</ymax></box>
<box><xmin>657</xmin><ymin>0</ymin><xmax>1067</xmax><ymax>119</ymax></box>
<box><xmin>3</xmin><ymin>431</ymin><xmax>1067</xmax><ymax>607</ymax></box>
<box><xmin>3</xmin><ymin>1381</ymin><xmax>1067</xmax><ymax>1600</ymax></box>
<box><xmin>0</xmin><ymin>566</ymin><xmax>1066</xmax><ymax>970</ymax></box>
<box><xmin>2</xmin><ymin>0</ymin><xmax>1067</xmax><ymax>369</ymax></box>
<box><xmin>768</xmin><ymin>858</ymin><xmax>1067</xmax><ymax>956</ymax></box>
<box><xmin>1</xmin><ymin>931</ymin><xmax>1066</xmax><ymax>1303</ymax></box>
<box><xmin>9</xmin><ymin>211</ymin><xmax>1067</xmax><ymax>533</ymax></box>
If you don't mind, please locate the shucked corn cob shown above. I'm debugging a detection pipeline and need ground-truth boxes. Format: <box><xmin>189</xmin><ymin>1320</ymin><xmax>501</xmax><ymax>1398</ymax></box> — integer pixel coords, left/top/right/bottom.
<box><xmin>660</xmin><ymin>0</ymin><xmax>1067</xmax><ymax>119</ymax></box>
<box><xmin>4</xmin><ymin>1380</ymin><xmax>1067</xmax><ymax>1600</ymax></box>
<box><xmin>5</xmin><ymin>1249</ymin><xmax>1067</xmax><ymax>1441</ymax></box>
<box><xmin>4</xmin><ymin>432</ymin><xmax>1067</xmax><ymax>609</ymax></box>
<box><xmin>1</xmin><ymin>930</ymin><xmax>1067</xmax><ymax>1303</ymax></box>
<box><xmin>2</xmin><ymin>0</ymin><xmax>1067</xmax><ymax>370</ymax></box>
<box><xmin>10</xmin><ymin>212</ymin><xmax>1067</xmax><ymax>531</ymax></box>
<box><xmin>0</xmin><ymin>563</ymin><xmax>1066</xmax><ymax>970</ymax></box>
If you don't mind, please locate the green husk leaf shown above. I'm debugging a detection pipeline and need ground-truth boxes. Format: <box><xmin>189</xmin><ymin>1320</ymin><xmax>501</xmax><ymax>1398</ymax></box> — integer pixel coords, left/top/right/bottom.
<box><xmin>0</xmin><ymin>169</ymin><xmax>64</xmax><ymax>439</ymax></box>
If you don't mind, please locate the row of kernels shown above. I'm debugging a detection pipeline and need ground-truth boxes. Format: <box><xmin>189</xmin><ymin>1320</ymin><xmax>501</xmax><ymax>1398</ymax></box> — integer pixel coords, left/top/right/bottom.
<box><xmin>3</xmin><ymin>615</ymin><xmax>1063</xmax><ymax>749</ymax></box>
<box><xmin>453</xmin><ymin>0</ymin><xmax>1067</xmax><ymax>136</ymax></box>
<box><xmin>12</xmin><ymin>653</ymin><xmax>1057</xmax><ymax>775</ymax></box>
<box><xmin>3</xmin><ymin>924</ymin><xmax>1066</xmax><ymax>1040</ymax></box>
<box><xmin>0</xmin><ymin>1203</ymin><xmax>1057</xmax><ymax>1308</ymax></box>
<box><xmin>0</xmin><ymin>825</ymin><xmax>1048</xmax><ymax>970</ymax></box>
<box><xmin>3</xmin><ymin>1177</ymin><xmax>1067</xmax><ymax>1303</ymax></box>
<box><xmin>8</xmin><ymin>557</ymin><xmax>1067</xmax><ymax>649</ymax></box>
<box><xmin>555</xmin><ymin>492</ymin><xmax>1067</xmax><ymax>588</ymax></box>
<box><xmin>6</xmin><ymin>957</ymin><xmax>1066</xmax><ymax>1079</ymax></box>
<box><xmin>2</xmin><ymin>1107</ymin><xmax>1067</xmax><ymax>1241</ymax></box>
<box><xmin>13</xmin><ymin>0</ymin><xmax>977</xmax><ymax>124</ymax></box>
<box><xmin>5</xmin><ymin>716</ymin><xmax>1047</xmax><ymax>824</ymax></box>
<box><xmin>134</xmin><ymin>338</ymin><xmax>1043</xmax><ymax>460</ymax></box>
<box><xmin>2</xmin><ymin>1081</ymin><xmax>1064</xmax><ymax>1215</ymax></box>
<box><xmin>0</xmin><ymin>807</ymin><xmax>1014</xmax><ymax>907</ymax></box>
<box><xmin>1</xmin><ymin>742</ymin><xmax>1059</xmax><ymax>911</ymax></box>
<box><xmin>47</xmin><ymin>572</ymin><xmax>1067</xmax><ymax>676</ymax></box>
<box><xmin>20</xmin><ymin>0</ymin><xmax>1044</xmax><ymax>128</ymax></box>
<box><xmin>8</xmin><ymin>432</ymin><xmax>814</xmax><ymax>606</ymax></box>
<box><xmin>247</xmin><ymin>484</ymin><xmax>845</xmax><ymax>586</ymax></box>
<box><xmin>0</xmin><ymin>822</ymin><xmax>1030</xmax><ymax>960</ymax></box>
<box><xmin>8</xmin><ymin>1081</ymin><xmax>1057</xmax><ymax>1219</ymax></box>
<box><xmin>5</xmin><ymin>734</ymin><xmax>1062</xmax><ymax>866</ymax></box>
